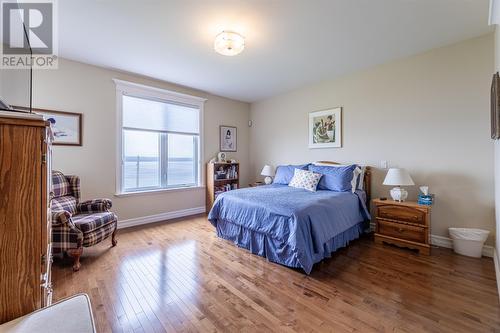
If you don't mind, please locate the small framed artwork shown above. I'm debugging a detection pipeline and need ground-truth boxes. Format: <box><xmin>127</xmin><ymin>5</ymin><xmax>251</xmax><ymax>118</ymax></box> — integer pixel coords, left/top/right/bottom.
<box><xmin>217</xmin><ymin>152</ymin><xmax>227</xmax><ymax>162</ymax></box>
<box><xmin>309</xmin><ymin>107</ymin><xmax>342</xmax><ymax>148</ymax></box>
<box><xmin>34</xmin><ymin>107</ymin><xmax>82</xmax><ymax>146</ymax></box>
<box><xmin>220</xmin><ymin>125</ymin><xmax>237</xmax><ymax>152</ymax></box>
<box><xmin>491</xmin><ymin>72</ymin><xmax>500</xmax><ymax>140</ymax></box>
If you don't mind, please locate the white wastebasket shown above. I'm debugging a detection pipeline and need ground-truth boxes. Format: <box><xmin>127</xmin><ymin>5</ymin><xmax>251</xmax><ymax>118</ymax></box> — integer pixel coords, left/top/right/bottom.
<box><xmin>448</xmin><ymin>228</ymin><xmax>489</xmax><ymax>258</ymax></box>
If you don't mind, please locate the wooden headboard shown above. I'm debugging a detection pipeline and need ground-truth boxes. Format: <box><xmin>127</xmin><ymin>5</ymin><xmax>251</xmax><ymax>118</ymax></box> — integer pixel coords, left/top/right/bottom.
<box><xmin>315</xmin><ymin>161</ymin><xmax>371</xmax><ymax>205</ymax></box>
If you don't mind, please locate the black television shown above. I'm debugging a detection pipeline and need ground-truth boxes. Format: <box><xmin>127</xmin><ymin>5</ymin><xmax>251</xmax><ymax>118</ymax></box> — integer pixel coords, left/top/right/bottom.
<box><xmin>0</xmin><ymin>1</ymin><xmax>32</xmax><ymax>113</ymax></box>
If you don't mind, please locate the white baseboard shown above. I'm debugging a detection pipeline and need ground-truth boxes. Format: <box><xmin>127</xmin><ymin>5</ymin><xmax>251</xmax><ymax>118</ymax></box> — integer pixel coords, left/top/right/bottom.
<box><xmin>118</xmin><ymin>206</ymin><xmax>206</xmax><ymax>229</ymax></box>
<box><xmin>431</xmin><ymin>235</ymin><xmax>495</xmax><ymax>258</ymax></box>
<box><xmin>369</xmin><ymin>223</ymin><xmax>495</xmax><ymax>258</ymax></box>
<box><xmin>430</xmin><ymin>234</ymin><xmax>453</xmax><ymax>248</ymax></box>
<box><xmin>494</xmin><ymin>250</ymin><xmax>500</xmax><ymax>303</ymax></box>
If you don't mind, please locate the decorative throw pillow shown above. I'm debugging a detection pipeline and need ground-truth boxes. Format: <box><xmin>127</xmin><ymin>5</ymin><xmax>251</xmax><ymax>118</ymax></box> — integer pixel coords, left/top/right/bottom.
<box><xmin>273</xmin><ymin>164</ymin><xmax>310</xmax><ymax>184</ymax></box>
<box><xmin>288</xmin><ymin>168</ymin><xmax>322</xmax><ymax>192</ymax></box>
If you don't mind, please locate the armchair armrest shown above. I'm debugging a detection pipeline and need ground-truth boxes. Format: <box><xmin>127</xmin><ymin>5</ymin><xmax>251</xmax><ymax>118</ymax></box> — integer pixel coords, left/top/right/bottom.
<box><xmin>51</xmin><ymin>210</ymin><xmax>83</xmax><ymax>252</ymax></box>
<box><xmin>77</xmin><ymin>199</ymin><xmax>112</xmax><ymax>213</ymax></box>
<box><xmin>51</xmin><ymin>210</ymin><xmax>76</xmax><ymax>229</ymax></box>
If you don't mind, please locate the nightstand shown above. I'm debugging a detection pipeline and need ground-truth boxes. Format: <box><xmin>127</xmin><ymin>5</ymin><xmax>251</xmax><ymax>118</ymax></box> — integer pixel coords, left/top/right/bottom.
<box><xmin>249</xmin><ymin>182</ymin><xmax>265</xmax><ymax>187</ymax></box>
<box><xmin>373</xmin><ymin>198</ymin><xmax>431</xmax><ymax>255</ymax></box>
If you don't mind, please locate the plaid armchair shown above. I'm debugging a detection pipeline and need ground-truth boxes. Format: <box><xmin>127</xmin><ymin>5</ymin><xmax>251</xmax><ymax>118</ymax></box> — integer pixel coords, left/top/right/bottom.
<box><xmin>51</xmin><ymin>171</ymin><xmax>117</xmax><ymax>271</ymax></box>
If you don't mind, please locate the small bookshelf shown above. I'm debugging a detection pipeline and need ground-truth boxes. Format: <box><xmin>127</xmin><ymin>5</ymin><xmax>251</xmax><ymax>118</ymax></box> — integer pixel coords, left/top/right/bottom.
<box><xmin>206</xmin><ymin>162</ymin><xmax>239</xmax><ymax>212</ymax></box>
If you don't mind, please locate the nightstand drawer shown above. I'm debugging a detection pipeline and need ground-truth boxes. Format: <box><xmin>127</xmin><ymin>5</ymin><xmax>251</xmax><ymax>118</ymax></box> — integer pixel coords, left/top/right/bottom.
<box><xmin>377</xmin><ymin>219</ymin><xmax>425</xmax><ymax>243</ymax></box>
<box><xmin>377</xmin><ymin>205</ymin><xmax>425</xmax><ymax>224</ymax></box>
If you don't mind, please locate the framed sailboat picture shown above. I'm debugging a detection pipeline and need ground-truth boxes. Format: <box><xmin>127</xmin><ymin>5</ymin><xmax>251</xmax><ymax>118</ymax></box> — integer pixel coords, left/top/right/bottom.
<box><xmin>13</xmin><ymin>106</ymin><xmax>83</xmax><ymax>146</ymax></box>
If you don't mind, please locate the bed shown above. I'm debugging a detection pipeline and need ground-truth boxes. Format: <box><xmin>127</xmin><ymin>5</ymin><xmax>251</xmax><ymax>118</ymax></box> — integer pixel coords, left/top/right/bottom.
<box><xmin>208</xmin><ymin>162</ymin><xmax>371</xmax><ymax>274</ymax></box>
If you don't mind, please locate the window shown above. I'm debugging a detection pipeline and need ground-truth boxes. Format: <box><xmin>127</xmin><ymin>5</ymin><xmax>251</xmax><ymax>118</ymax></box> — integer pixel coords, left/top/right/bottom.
<box><xmin>115</xmin><ymin>80</ymin><xmax>205</xmax><ymax>194</ymax></box>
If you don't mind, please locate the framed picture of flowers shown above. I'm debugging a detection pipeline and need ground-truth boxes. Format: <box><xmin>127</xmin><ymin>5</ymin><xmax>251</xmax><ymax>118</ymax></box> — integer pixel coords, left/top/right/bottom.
<box><xmin>308</xmin><ymin>107</ymin><xmax>342</xmax><ymax>148</ymax></box>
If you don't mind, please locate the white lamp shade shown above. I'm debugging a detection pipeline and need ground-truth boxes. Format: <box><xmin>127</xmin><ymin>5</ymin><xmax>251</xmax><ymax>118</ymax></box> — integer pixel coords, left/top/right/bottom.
<box><xmin>261</xmin><ymin>165</ymin><xmax>275</xmax><ymax>177</ymax></box>
<box><xmin>383</xmin><ymin>168</ymin><xmax>414</xmax><ymax>186</ymax></box>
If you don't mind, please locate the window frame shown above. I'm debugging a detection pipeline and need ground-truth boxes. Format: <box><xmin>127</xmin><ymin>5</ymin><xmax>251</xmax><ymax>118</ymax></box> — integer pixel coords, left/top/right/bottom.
<box><xmin>114</xmin><ymin>79</ymin><xmax>206</xmax><ymax>195</ymax></box>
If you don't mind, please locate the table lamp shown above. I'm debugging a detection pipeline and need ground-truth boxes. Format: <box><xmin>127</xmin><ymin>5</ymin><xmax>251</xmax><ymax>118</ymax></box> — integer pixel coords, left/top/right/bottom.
<box><xmin>261</xmin><ymin>165</ymin><xmax>275</xmax><ymax>185</ymax></box>
<box><xmin>383</xmin><ymin>168</ymin><xmax>414</xmax><ymax>202</ymax></box>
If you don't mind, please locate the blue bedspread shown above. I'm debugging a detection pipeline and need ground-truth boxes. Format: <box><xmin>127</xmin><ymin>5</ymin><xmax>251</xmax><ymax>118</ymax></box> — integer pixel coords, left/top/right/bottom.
<box><xmin>208</xmin><ymin>184</ymin><xmax>370</xmax><ymax>274</ymax></box>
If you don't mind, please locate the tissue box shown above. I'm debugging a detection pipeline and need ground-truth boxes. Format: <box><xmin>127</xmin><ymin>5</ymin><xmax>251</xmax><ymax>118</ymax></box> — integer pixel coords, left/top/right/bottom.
<box><xmin>418</xmin><ymin>194</ymin><xmax>434</xmax><ymax>206</ymax></box>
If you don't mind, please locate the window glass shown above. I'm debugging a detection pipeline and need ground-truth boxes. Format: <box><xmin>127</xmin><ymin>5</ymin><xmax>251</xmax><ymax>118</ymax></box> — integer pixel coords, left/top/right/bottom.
<box><xmin>123</xmin><ymin>130</ymin><xmax>161</xmax><ymax>190</ymax></box>
<box><xmin>167</xmin><ymin>134</ymin><xmax>197</xmax><ymax>186</ymax></box>
<box><xmin>118</xmin><ymin>89</ymin><xmax>201</xmax><ymax>193</ymax></box>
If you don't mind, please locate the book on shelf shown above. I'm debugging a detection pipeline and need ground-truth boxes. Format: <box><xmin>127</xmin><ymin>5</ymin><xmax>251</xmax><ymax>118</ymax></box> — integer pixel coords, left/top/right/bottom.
<box><xmin>214</xmin><ymin>164</ymin><xmax>238</xmax><ymax>180</ymax></box>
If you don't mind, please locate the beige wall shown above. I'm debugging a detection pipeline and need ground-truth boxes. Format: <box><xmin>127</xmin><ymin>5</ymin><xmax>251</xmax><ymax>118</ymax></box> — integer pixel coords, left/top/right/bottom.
<box><xmin>0</xmin><ymin>58</ymin><xmax>31</xmax><ymax>107</ymax></box>
<box><xmin>33</xmin><ymin>58</ymin><xmax>250</xmax><ymax>221</ymax></box>
<box><xmin>28</xmin><ymin>34</ymin><xmax>495</xmax><ymax>242</ymax></box>
<box><xmin>250</xmin><ymin>34</ymin><xmax>495</xmax><ymax>243</ymax></box>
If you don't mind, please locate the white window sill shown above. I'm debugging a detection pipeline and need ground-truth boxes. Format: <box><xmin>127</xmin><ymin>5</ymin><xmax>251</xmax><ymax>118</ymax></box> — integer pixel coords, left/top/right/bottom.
<box><xmin>115</xmin><ymin>186</ymin><xmax>205</xmax><ymax>197</ymax></box>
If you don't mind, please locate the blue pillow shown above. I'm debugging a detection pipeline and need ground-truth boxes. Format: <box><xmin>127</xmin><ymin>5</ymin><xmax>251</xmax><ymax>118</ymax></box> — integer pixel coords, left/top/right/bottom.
<box><xmin>308</xmin><ymin>164</ymin><xmax>357</xmax><ymax>192</ymax></box>
<box><xmin>273</xmin><ymin>164</ymin><xmax>310</xmax><ymax>184</ymax></box>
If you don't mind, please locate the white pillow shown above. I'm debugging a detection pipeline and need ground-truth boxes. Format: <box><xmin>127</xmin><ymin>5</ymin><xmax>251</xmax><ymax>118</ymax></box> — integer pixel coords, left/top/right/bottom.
<box><xmin>289</xmin><ymin>169</ymin><xmax>322</xmax><ymax>192</ymax></box>
<box><xmin>357</xmin><ymin>166</ymin><xmax>366</xmax><ymax>190</ymax></box>
<box><xmin>352</xmin><ymin>167</ymin><xmax>362</xmax><ymax>193</ymax></box>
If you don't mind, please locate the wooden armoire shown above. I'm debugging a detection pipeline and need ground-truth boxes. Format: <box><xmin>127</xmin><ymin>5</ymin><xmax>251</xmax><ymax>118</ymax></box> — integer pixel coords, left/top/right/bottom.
<box><xmin>0</xmin><ymin>112</ymin><xmax>52</xmax><ymax>324</ymax></box>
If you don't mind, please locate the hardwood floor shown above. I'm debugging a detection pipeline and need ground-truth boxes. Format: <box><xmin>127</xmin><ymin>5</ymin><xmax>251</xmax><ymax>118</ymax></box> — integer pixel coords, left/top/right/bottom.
<box><xmin>52</xmin><ymin>215</ymin><xmax>500</xmax><ymax>333</ymax></box>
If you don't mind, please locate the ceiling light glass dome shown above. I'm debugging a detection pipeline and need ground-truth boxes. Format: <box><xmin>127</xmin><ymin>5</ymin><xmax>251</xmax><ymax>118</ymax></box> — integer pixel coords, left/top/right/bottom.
<box><xmin>214</xmin><ymin>31</ymin><xmax>245</xmax><ymax>56</ymax></box>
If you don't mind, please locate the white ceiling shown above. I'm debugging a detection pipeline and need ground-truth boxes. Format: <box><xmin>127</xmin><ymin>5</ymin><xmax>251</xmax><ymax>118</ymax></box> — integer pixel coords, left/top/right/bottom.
<box><xmin>59</xmin><ymin>0</ymin><xmax>492</xmax><ymax>103</ymax></box>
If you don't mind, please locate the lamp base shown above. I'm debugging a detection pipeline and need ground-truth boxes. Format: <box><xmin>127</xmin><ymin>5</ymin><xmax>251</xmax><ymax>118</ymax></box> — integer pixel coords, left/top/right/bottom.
<box><xmin>264</xmin><ymin>176</ymin><xmax>273</xmax><ymax>185</ymax></box>
<box><xmin>390</xmin><ymin>187</ymin><xmax>408</xmax><ymax>202</ymax></box>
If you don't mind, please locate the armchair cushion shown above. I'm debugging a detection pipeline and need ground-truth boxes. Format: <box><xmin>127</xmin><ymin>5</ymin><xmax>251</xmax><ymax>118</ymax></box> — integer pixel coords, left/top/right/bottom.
<box><xmin>77</xmin><ymin>199</ymin><xmax>112</xmax><ymax>214</ymax></box>
<box><xmin>52</xmin><ymin>171</ymin><xmax>71</xmax><ymax>197</ymax></box>
<box><xmin>52</xmin><ymin>171</ymin><xmax>80</xmax><ymax>200</ymax></box>
<box><xmin>73</xmin><ymin>212</ymin><xmax>117</xmax><ymax>234</ymax></box>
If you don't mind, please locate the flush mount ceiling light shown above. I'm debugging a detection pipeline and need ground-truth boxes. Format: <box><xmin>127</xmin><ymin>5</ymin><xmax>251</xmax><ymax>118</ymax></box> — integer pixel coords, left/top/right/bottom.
<box><xmin>214</xmin><ymin>31</ymin><xmax>245</xmax><ymax>56</ymax></box>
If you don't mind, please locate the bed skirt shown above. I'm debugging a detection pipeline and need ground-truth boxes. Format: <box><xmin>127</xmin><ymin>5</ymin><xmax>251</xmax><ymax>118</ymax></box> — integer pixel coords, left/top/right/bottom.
<box><xmin>214</xmin><ymin>219</ymin><xmax>365</xmax><ymax>274</ymax></box>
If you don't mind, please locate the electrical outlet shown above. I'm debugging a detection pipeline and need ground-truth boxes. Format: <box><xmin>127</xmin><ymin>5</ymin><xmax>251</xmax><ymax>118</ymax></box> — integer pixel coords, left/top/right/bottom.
<box><xmin>380</xmin><ymin>160</ymin><xmax>388</xmax><ymax>169</ymax></box>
